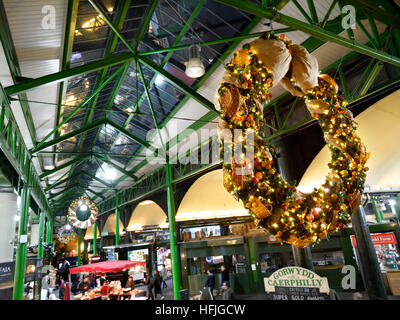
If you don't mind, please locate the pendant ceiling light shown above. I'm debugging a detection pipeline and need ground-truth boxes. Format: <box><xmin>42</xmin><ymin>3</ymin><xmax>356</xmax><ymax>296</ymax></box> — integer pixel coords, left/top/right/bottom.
<box><xmin>185</xmin><ymin>44</ymin><xmax>205</xmax><ymax>78</ymax></box>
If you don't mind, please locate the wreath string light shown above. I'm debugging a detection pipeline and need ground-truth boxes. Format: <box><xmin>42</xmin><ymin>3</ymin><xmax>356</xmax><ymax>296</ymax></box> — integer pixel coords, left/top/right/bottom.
<box><xmin>68</xmin><ymin>196</ymin><xmax>99</xmax><ymax>229</ymax></box>
<box><xmin>56</xmin><ymin>225</ymin><xmax>77</xmax><ymax>244</ymax></box>
<box><xmin>216</xmin><ymin>33</ymin><xmax>369</xmax><ymax>247</ymax></box>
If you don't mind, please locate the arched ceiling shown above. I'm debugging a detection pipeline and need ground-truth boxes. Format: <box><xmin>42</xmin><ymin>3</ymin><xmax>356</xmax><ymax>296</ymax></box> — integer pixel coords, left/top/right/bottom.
<box><xmin>126</xmin><ymin>199</ymin><xmax>166</xmax><ymax>231</ymax></box>
<box><xmin>299</xmin><ymin>89</ymin><xmax>400</xmax><ymax>193</ymax></box>
<box><xmin>176</xmin><ymin>169</ymin><xmax>250</xmax><ymax>221</ymax></box>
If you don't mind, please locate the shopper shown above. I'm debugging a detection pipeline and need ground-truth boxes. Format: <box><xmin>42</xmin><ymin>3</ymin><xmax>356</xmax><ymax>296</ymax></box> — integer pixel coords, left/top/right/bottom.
<box><xmin>48</xmin><ymin>269</ymin><xmax>56</xmax><ymax>296</ymax></box>
<box><xmin>98</xmin><ymin>272</ymin><xmax>106</xmax><ymax>286</ymax></box>
<box><xmin>221</xmin><ymin>281</ymin><xmax>234</xmax><ymax>300</ymax></box>
<box><xmin>60</xmin><ymin>259</ymin><xmax>70</xmax><ymax>282</ymax></box>
<box><xmin>71</xmin><ymin>274</ymin><xmax>80</xmax><ymax>294</ymax></box>
<box><xmin>144</xmin><ymin>273</ymin><xmax>154</xmax><ymax>300</ymax></box>
<box><xmin>204</xmin><ymin>269</ymin><xmax>215</xmax><ymax>300</ymax></box>
<box><xmin>79</xmin><ymin>277</ymin><xmax>90</xmax><ymax>294</ymax></box>
<box><xmin>59</xmin><ymin>280</ymin><xmax>65</xmax><ymax>300</ymax></box>
<box><xmin>41</xmin><ymin>270</ymin><xmax>50</xmax><ymax>300</ymax></box>
<box><xmin>125</xmin><ymin>276</ymin><xmax>135</xmax><ymax>290</ymax></box>
<box><xmin>63</xmin><ymin>282</ymin><xmax>71</xmax><ymax>300</ymax></box>
<box><xmin>160</xmin><ymin>264</ymin><xmax>168</xmax><ymax>289</ymax></box>
<box><xmin>221</xmin><ymin>265</ymin><xmax>230</xmax><ymax>284</ymax></box>
<box><xmin>153</xmin><ymin>270</ymin><xmax>164</xmax><ymax>299</ymax></box>
<box><xmin>100</xmin><ymin>280</ymin><xmax>111</xmax><ymax>300</ymax></box>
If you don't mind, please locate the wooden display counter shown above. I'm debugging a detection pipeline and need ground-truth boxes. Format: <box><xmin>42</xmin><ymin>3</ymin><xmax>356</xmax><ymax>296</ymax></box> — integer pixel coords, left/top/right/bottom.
<box><xmin>385</xmin><ymin>270</ymin><xmax>400</xmax><ymax>296</ymax></box>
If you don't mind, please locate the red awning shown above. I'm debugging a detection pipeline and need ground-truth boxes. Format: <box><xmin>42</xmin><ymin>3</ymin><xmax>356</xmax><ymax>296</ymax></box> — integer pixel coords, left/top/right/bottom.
<box><xmin>70</xmin><ymin>260</ymin><xmax>143</xmax><ymax>274</ymax></box>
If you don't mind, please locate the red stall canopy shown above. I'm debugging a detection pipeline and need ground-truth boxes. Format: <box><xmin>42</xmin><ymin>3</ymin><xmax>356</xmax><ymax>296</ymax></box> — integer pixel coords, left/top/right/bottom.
<box><xmin>70</xmin><ymin>260</ymin><xmax>141</xmax><ymax>274</ymax></box>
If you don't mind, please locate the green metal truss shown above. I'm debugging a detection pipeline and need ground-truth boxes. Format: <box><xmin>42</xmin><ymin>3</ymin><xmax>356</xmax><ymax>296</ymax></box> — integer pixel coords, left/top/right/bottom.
<box><xmin>0</xmin><ymin>84</ymin><xmax>51</xmax><ymax>219</ymax></box>
<box><xmin>1</xmin><ymin>0</ymin><xmax>399</xmax><ymax>216</ymax></box>
<box><xmin>53</xmin><ymin>0</ymin><xmax>79</xmax><ymax>169</ymax></box>
<box><xmin>215</xmin><ymin>0</ymin><xmax>400</xmax><ymax>66</ymax></box>
<box><xmin>94</xmin><ymin>9</ymin><xmax>399</xmax><ymax>206</ymax></box>
<box><xmin>98</xmin><ymin>14</ymin><xmax>349</xmax><ymax>195</ymax></box>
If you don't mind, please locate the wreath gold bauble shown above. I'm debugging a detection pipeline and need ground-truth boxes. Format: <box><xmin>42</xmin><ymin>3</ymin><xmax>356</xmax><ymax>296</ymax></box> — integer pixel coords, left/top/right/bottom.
<box><xmin>67</xmin><ymin>196</ymin><xmax>98</xmax><ymax>229</ymax></box>
<box><xmin>216</xmin><ymin>33</ymin><xmax>369</xmax><ymax>247</ymax></box>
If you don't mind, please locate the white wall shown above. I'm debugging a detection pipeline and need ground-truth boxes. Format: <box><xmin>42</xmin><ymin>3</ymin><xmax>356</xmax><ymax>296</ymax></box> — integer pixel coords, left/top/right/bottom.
<box><xmin>0</xmin><ymin>192</ymin><xmax>17</xmax><ymax>262</ymax></box>
<box><xmin>30</xmin><ymin>224</ymin><xmax>39</xmax><ymax>246</ymax></box>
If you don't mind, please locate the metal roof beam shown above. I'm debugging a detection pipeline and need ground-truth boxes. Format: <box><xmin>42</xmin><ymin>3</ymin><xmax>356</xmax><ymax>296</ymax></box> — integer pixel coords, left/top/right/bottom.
<box><xmin>137</xmin><ymin>28</ymin><xmax>293</xmax><ymax>56</ymax></box>
<box><xmin>54</xmin><ymin>0</ymin><xmax>79</xmax><ymax>167</ymax></box>
<box><xmin>339</xmin><ymin>0</ymin><xmax>400</xmax><ymax>26</ymax></box>
<box><xmin>39</xmin><ymin>156</ymin><xmax>89</xmax><ymax>179</ymax></box>
<box><xmin>45</xmin><ymin>170</ymin><xmax>86</xmax><ymax>192</ymax></box>
<box><xmin>4</xmin><ymin>53</ymin><xmax>134</xmax><ymax>96</ymax></box>
<box><xmin>31</xmin><ymin>65</ymin><xmax>125</xmax><ymax>154</ymax></box>
<box><xmin>215</xmin><ymin>0</ymin><xmax>400</xmax><ymax>66</ymax></box>
<box><xmin>31</xmin><ymin>118</ymin><xmax>106</xmax><ymax>154</ymax></box>
<box><xmin>77</xmin><ymin>0</ymin><xmax>132</xmax><ymax>151</ymax></box>
<box><xmin>93</xmin><ymin>153</ymin><xmax>138</xmax><ymax>181</ymax></box>
<box><xmin>132</xmin><ymin>0</ymin><xmax>159</xmax><ymax>50</ymax></box>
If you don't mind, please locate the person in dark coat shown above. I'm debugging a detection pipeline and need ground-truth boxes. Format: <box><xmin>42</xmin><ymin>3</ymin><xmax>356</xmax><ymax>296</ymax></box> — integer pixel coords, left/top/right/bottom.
<box><xmin>205</xmin><ymin>269</ymin><xmax>215</xmax><ymax>300</ymax></box>
<box><xmin>125</xmin><ymin>276</ymin><xmax>135</xmax><ymax>290</ymax></box>
<box><xmin>144</xmin><ymin>273</ymin><xmax>154</xmax><ymax>300</ymax></box>
<box><xmin>221</xmin><ymin>265</ymin><xmax>230</xmax><ymax>284</ymax></box>
<box><xmin>59</xmin><ymin>280</ymin><xmax>66</xmax><ymax>300</ymax></box>
<box><xmin>153</xmin><ymin>270</ymin><xmax>164</xmax><ymax>299</ymax></box>
<box><xmin>221</xmin><ymin>281</ymin><xmax>234</xmax><ymax>300</ymax></box>
<box><xmin>79</xmin><ymin>277</ymin><xmax>90</xmax><ymax>294</ymax></box>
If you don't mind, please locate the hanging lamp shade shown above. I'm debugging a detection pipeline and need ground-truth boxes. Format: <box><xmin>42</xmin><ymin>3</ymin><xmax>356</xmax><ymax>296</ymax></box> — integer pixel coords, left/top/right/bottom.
<box><xmin>185</xmin><ymin>44</ymin><xmax>205</xmax><ymax>78</ymax></box>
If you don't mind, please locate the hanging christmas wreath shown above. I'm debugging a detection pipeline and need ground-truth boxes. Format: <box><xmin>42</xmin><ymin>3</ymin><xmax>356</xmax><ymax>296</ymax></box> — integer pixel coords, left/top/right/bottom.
<box><xmin>56</xmin><ymin>224</ymin><xmax>77</xmax><ymax>244</ymax></box>
<box><xmin>216</xmin><ymin>33</ymin><xmax>369</xmax><ymax>247</ymax></box>
<box><xmin>67</xmin><ymin>196</ymin><xmax>98</xmax><ymax>229</ymax></box>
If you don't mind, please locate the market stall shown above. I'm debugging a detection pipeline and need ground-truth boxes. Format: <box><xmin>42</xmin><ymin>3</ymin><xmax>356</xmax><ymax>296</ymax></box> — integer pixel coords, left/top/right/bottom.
<box><xmin>70</xmin><ymin>260</ymin><xmax>146</xmax><ymax>300</ymax></box>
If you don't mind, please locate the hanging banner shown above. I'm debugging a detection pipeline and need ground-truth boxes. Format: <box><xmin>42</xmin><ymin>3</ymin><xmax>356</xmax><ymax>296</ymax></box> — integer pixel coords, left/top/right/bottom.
<box><xmin>264</xmin><ymin>266</ymin><xmax>330</xmax><ymax>300</ymax></box>
<box><xmin>351</xmin><ymin>232</ymin><xmax>397</xmax><ymax>247</ymax></box>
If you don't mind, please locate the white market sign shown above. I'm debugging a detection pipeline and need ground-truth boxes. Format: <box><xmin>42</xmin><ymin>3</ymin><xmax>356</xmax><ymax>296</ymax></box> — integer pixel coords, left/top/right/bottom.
<box><xmin>264</xmin><ymin>266</ymin><xmax>330</xmax><ymax>294</ymax></box>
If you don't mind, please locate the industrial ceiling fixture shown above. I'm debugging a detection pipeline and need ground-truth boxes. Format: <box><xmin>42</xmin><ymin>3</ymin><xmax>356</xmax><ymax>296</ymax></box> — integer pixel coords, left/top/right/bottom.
<box><xmin>185</xmin><ymin>44</ymin><xmax>205</xmax><ymax>78</ymax></box>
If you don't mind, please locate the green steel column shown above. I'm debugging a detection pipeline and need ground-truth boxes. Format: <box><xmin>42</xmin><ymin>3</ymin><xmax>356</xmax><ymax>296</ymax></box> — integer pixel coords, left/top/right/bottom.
<box><xmin>37</xmin><ymin>211</ymin><xmax>46</xmax><ymax>258</ymax></box>
<box><xmin>93</xmin><ymin>221</ymin><xmax>97</xmax><ymax>255</ymax></box>
<box><xmin>352</xmin><ymin>206</ymin><xmax>388</xmax><ymax>299</ymax></box>
<box><xmin>78</xmin><ymin>229</ymin><xmax>82</xmax><ymax>266</ymax></box>
<box><xmin>12</xmin><ymin>184</ymin><xmax>31</xmax><ymax>300</ymax></box>
<box><xmin>115</xmin><ymin>193</ymin><xmax>120</xmax><ymax>246</ymax></box>
<box><xmin>46</xmin><ymin>220</ymin><xmax>52</xmax><ymax>244</ymax></box>
<box><xmin>165</xmin><ymin>162</ymin><xmax>180</xmax><ymax>300</ymax></box>
<box><xmin>247</xmin><ymin>237</ymin><xmax>260</xmax><ymax>290</ymax></box>
<box><xmin>83</xmin><ymin>239</ymin><xmax>88</xmax><ymax>265</ymax></box>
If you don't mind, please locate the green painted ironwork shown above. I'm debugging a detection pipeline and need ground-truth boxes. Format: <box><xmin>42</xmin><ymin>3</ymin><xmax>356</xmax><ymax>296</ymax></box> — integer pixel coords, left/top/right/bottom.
<box><xmin>93</xmin><ymin>221</ymin><xmax>97</xmax><ymax>255</ymax></box>
<box><xmin>31</xmin><ymin>65</ymin><xmax>125</xmax><ymax>154</ymax></box>
<box><xmin>78</xmin><ymin>229</ymin><xmax>82</xmax><ymax>266</ymax></box>
<box><xmin>115</xmin><ymin>193</ymin><xmax>120</xmax><ymax>246</ymax></box>
<box><xmin>37</xmin><ymin>211</ymin><xmax>46</xmax><ymax>258</ymax></box>
<box><xmin>165</xmin><ymin>161</ymin><xmax>180</xmax><ymax>300</ymax></box>
<box><xmin>12</xmin><ymin>183</ymin><xmax>30</xmax><ymax>300</ymax></box>
<box><xmin>0</xmin><ymin>85</ymin><xmax>51</xmax><ymax>217</ymax></box>
<box><xmin>4</xmin><ymin>52</ymin><xmax>135</xmax><ymax>96</ymax></box>
<box><xmin>215</xmin><ymin>0</ymin><xmax>400</xmax><ymax>66</ymax></box>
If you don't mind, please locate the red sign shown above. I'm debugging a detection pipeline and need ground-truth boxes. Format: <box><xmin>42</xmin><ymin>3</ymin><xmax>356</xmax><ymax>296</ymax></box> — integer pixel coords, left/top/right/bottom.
<box><xmin>351</xmin><ymin>232</ymin><xmax>397</xmax><ymax>247</ymax></box>
<box><xmin>89</xmin><ymin>255</ymin><xmax>101</xmax><ymax>264</ymax></box>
